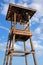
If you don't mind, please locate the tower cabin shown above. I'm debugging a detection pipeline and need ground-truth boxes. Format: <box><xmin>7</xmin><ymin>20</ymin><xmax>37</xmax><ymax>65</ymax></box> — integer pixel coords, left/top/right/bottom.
<box><xmin>6</xmin><ymin>4</ymin><xmax>36</xmax><ymax>41</ymax></box>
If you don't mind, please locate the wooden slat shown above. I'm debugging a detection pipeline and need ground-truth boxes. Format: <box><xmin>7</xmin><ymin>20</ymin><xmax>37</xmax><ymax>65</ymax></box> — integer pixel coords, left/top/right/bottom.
<box><xmin>9</xmin><ymin>4</ymin><xmax>36</xmax><ymax>12</ymax></box>
<box><xmin>13</xmin><ymin>30</ymin><xmax>32</xmax><ymax>36</ymax></box>
<box><xmin>8</xmin><ymin>54</ymin><xmax>24</xmax><ymax>57</ymax></box>
<box><xmin>7</xmin><ymin>51</ymin><xmax>35</xmax><ymax>56</ymax></box>
<box><xmin>6</xmin><ymin>4</ymin><xmax>36</xmax><ymax>22</ymax></box>
<box><xmin>7</xmin><ymin>49</ymin><xmax>35</xmax><ymax>54</ymax></box>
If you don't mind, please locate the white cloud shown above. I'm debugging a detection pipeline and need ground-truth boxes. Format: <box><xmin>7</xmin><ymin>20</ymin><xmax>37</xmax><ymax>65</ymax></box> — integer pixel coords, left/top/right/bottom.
<box><xmin>23</xmin><ymin>3</ymin><xmax>28</xmax><ymax>7</ymax></box>
<box><xmin>0</xmin><ymin>0</ymin><xmax>15</xmax><ymax>15</ymax></box>
<box><xmin>31</xmin><ymin>17</ymin><xmax>39</xmax><ymax>24</ymax></box>
<box><xmin>1</xmin><ymin>4</ymin><xmax>9</xmax><ymax>15</ymax></box>
<box><xmin>40</xmin><ymin>17</ymin><xmax>43</xmax><ymax>23</ymax></box>
<box><xmin>4</xmin><ymin>0</ymin><xmax>9</xmax><ymax>2</ymax></box>
<box><xmin>32</xmin><ymin>26</ymin><xmax>43</xmax><ymax>41</ymax></box>
<box><xmin>0</xmin><ymin>42</ymin><xmax>22</xmax><ymax>51</ymax></box>
<box><xmin>29</xmin><ymin>3</ymin><xmax>42</xmax><ymax>11</ymax></box>
<box><xmin>17</xmin><ymin>2</ymin><xmax>28</xmax><ymax>7</ymax></box>
<box><xmin>32</xmin><ymin>0</ymin><xmax>43</xmax><ymax>4</ymax></box>
<box><xmin>0</xmin><ymin>26</ymin><xmax>10</xmax><ymax>32</ymax></box>
<box><xmin>32</xmin><ymin>40</ymin><xmax>43</xmax><ymax>56</ymax></box>
<box><xmin>9</xmin><ymin>0</ymin><xmax>15</xmax><ymax>4</ymax></box>
<box><xmin>34</xmin><ymin>27</ymin><xmax>41</xmax><ymax>34</ymax></box>
<box><xmin>29</xmin><ymin>3</ymin><xmax>43</xmax><ymax>17</ymax></box>
<box><xmin>39</xmin><ymin>34</ymin><xmax>43</xmax><ymax>40</ymax></box>
<box><xmin>0</xmin><ymin>42</ymin><xmax>6</xmax><ymax>51</ymax></box>
<box><xmin>23</xmin><ymin>0</ymin><xmax>28</xmax><ymax>2</ymax></box>
<box><xmin>3</xmin><ymin>0</ymin><xmax>15</xmax><ymax>4</ymax></box>
<box><xmin>14</xmin><ymin>44</ymin><xmax>22</xmax><ymax>50</ymax></box>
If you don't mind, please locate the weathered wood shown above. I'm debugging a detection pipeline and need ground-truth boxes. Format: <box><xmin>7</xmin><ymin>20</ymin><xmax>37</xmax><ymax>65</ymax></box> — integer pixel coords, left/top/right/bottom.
<box><xmin>14</xmin><ymin>12</ymin><xmax>16</xmax><ymax>23</ymax></box>
<box><xmin>13</xmin><ymin>30</ymin><xmax>32</xmax><ymax>36</ymax></box>
<box><xmin>6</xmin><ymin>4</ymin><xmax>36</xmax><ymax>23</ymax></box>
<box><xmin>24</xmin><ymin>41</ymin><xmax>28</xmax><ymax>65</ymax></box>
<box><xmin>30</xmin><ymin>37</ymin><xmax>37</xmax><ymax>65</ymax></box>
<box><xmin>5</xmin><ymin>56</ymin><xmax>8</xmax><ymax>65</ymax></box>
<box><xmin>7</xmin><ymin>49</ymin><xmax>35</xmax><ymax>54</ymax></box>
<box><xmin>9</xmin><ymin>54</ymin><xmax>25</xmax><ymax>57</ymax></box>
<box><xmin>9</xmin><ymin>4</ymin><xmax>36</xmax><ymax>11</ymax></box>
<box><xmin>9</xmin><ymin>56</ymin><xmax>12</xmax><ymax>65</ymax></box>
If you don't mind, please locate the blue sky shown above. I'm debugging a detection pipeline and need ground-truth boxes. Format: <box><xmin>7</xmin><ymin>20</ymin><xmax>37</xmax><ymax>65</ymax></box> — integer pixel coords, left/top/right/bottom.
<box><xmin>0</xmin><ymin>0</ymin><xmax>43</xmax><ymax>65</ymax></box>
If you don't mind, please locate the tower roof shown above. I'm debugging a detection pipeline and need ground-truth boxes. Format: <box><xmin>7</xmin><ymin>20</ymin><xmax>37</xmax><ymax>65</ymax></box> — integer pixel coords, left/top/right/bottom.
<box><xmin>6</xmin><ymin>4</ymin><xmax>36</xmax><ymax>23</ymax></box>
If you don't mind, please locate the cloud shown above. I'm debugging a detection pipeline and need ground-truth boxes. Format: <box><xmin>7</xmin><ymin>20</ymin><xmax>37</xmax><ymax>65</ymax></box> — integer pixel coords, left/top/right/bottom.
<box><xmin>0</xmin><ymin>0</ymin><xmax>15</xmax><ymax>15</ymax></box>
<box><xmin>40</xmin><ymin>17</ymin><xmax>43</xmax><ymax>23</ymax></box>
<box><xmin>34</xmin><ymin>27</ymin><xmax>41</xmax><ymax>34</ymax></box>
<box><xmin>0</xmin><ymin>26</ymin><xmax>10</xmax><ymax>32</ymax></box>
<box><xmin>17</xmin><ymin>1</ymin><xmax>28</xmax><ymax>7</ymax></box>
<box><xmin>38</xmin><ymin>34</ymin><xmax>43</xmax><ymax>40</ymax></box>
<box><xmin>3</xmin><ymin>0</ymin><xmax>9</xmax><ymax>3</ymax></box>
<box><xmin>32</xmin><ymin>24</ymin><xmax>43</xmax><ymax>41</ymax></box>
<box><xmin>32</xmin><ymin>0</ymin><xmax>43</xmax><ymax>4</ymax></box>
<box><xmin>31</xmin><ymin>17</ymin><xmax>39</xmax><ymax>24</ymax></box>
<box><xmin>1</xmin><ymin>4</ymin><xmax>9</xmax><ymax>15</ymax></box>
<box><xmin>0</xmin><ymin>42</ymin><xmax>22</xmax><ymax>51</ymax></box>
<box><xmin>14</xmin><ymin>44</ymin><xmax>22</xmax><ymax>50</ymax></box>
<box><xmin>0</xmin><ymin>42</ymin><xmax>6</xmax><ymax>51</ymax></box>
<box><xmin>9</xmin><ymin>0</ymin><xmax>15</xmax><ymax>4</ymax></box>
<box><xmin>33</xmin><ymin>40</ymin><xmax>43</xmax><ymax>56</ymax></box>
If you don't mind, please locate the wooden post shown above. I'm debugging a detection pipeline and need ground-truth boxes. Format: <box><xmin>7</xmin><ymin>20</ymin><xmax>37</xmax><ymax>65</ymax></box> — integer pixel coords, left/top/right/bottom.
<box><xmin>14</xmin><ymin>12</ymin><xmax>16</xmax><ymax>22</ymax></box>
<box><xmin>5</xmin><ymin>56</ymin><xmax>8</xmax><ymax>65</ymax></box>
<box><xmin>3</xmin><ymin>37</ymin><xmax>10</xmax><ymax>65</ymax></box>
<box><xmin>24</xmin><ymin>41</ymin><xmax>28</xmax><ymax>65</ymax></box>
<box><xmin>9</xmin><ymin>56</ymin><xmax>12</xmax><ymax>65</ymax></box>
<box><xmin>9</xmin><ymin>12</ymin><xmax>16</xmax><ymax>65</ymax></box>
<box><xmin>30</xmin><ymin>38</ymin><xmax>37</xmax><ymax>65</ymax></box>
<box><xmin>28</xmin><ymin>15</ymin><xmax>37</xmax><ymax>65</ymax></box>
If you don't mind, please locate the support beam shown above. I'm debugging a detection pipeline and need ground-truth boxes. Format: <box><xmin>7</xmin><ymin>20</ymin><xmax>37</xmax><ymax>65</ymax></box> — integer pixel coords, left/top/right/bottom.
<box><xmin>5</xmin><ymin>56</ymin><xmax>8</xmax><ymax>65</ymax></box>
<box><xmin>24</xmin><ymin>41</ymin><xmax>28</xmax><ymax>65</ymax></box>
<box><xmin>9</xmin><ymin>56</ymin><xmax>12</xmax><ymax>65</ymax></box>
<box><xmin>7</xmin><ymin>49</ymin><xmax>35</xmax><ymax>54</ymax></box>
<box><xmin>30</xmin><ymin>37</ymin><xmax>37</xmax><ymax>65</ymax></box>
<box><xmin>28</xmin><ymin>15</ymin><xmax>37</xmax><ymax>65</ymax></box>
<box><xmin>14</xmin><ymin>12</ymin><xmax>16</xmax><ymax>23</ymax></box>
<box><xmin>9</xmin><ymin>54</ymin><xmax>25</xmax><ymax>57</ymax></box>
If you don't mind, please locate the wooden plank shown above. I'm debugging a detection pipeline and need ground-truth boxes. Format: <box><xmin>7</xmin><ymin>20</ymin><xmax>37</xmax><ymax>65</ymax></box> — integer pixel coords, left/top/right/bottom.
<box><xmin>9</xmin><ymin>56</ymin><xmax>12</xmax><ymax>65</ymax></box>
<box><xmin>9</xmin><ymin>4</ymin><xmax>36</xmax><ymax>12</ymax></box>
<box><xmin>14</xmin><ymin>12</ymin><xmax>16</xmax><ymax>23</ymax></box>
<box><xmin>30</xmin><ymin>37</ymin><xmax>38</xmax><ymax>65</ymax></box>
<box><xmin>7</xmin><ymin>49</ymin><xmax>35</xmax><ymax>55</ymax></box>
<box><xmin>24</xmin><ymin>41</ymin><xmax>28</xmax><ymax>65</ymax></box>
<box><xmin>13</xmin><ymin>30</ymin><xmax>32</xmax><ymax>36</ymax></box>
<box><xmin>8</xmin><ymin>54</ymin><xmax>24</xmax><ymax>57</ymax></box>
<box><xmin>6</xmin><ymin>4</ymin><xmax>36</xmax><ymax>22</ymax></box>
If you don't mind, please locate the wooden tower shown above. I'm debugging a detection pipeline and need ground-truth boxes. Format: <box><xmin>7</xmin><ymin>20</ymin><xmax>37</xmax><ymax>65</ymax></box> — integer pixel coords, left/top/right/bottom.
<box><xmin>3</xmin><ymin>4</ymin><xmax>37</xmax><ymax>65</ymax></box>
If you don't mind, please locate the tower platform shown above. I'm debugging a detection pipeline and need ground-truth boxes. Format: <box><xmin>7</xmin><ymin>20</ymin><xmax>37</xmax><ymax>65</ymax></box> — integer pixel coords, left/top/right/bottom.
<box><xmin>13</xmin><ymin>30</ymin><xmax>32</xmax><ymax>41</ymax></box>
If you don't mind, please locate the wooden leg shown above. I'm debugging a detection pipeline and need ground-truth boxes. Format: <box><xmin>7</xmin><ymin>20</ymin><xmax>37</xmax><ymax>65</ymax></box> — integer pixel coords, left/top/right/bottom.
<box><xmin>3</xmin><ymin>40</ymin><xmax>10</xmax><ymax>65</ymax></box>
<box><xmin>5</xmin><ymin>56</ymin><xmax>8</xmax><ymax>65</ymax></box>
<box><xmin>9</xmin><ymin>34</ymin><xmax>15</xmax><ymax>65</ymax></box>
<box><xmin>9</xmin><ymin>56</ymin><xmax>12</xmax><ymax>65</ymax></box>
<box><xmin>12</xmin><ymin>34</ymin><xmax>15</xmax><ymax>50</ymax></box>
<box><xmin>24</xmin><ymin>41</ymin><xmax>28</xmax><ymax>65</ymax></box>
<box><xmin>30</xmin><ymin>37</ymin><xmax>37</xmax><ymax>65</ymax></box>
